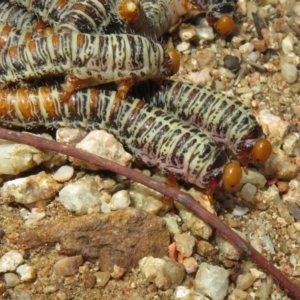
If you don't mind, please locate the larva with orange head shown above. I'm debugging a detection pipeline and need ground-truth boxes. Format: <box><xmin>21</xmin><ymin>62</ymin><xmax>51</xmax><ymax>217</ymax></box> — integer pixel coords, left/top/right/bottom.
<box><xmin>118</xmin><ymin>0</ymin><xmax>201</xmax><ymax>38</ymax></box>
<box><xmin>197</xmin><ymin>0</ymin><xmax>235</xmax><ymax>36</ymax></box>
<box><xmin>133</xmin><ymin>80</ymin><xmax>272</xmax><ymax>165</ymax></box>
<box><xmin>0</xmin><ymin>85</ymin><xmax>241</xmax><ymax>193</ymax></box>
<box><xmin>0</xmin><ymin>32</ymin><xmax>179</xmax><ymax>98</ymax></box>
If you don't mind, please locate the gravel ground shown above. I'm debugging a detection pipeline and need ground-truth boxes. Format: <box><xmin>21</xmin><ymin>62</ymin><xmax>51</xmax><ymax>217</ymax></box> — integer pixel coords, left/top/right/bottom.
<box><xmin>0</xmin><ymin>0</ymin><xmax>300</xmax><ymax>299</ymax></box>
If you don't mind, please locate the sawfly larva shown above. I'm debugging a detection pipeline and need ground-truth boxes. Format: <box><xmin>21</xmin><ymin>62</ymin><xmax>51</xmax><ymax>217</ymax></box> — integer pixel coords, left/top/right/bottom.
<box><xmin>0</xmin><ymin>32</ymin><xmax>180</xmax><ymax>100</ymax></box>
<box><xmin>7</xmin><ymin>0</ymin><xmax>76</xmax><ymax>27</ymax></box>
<box><xmin>0</xmin><ymin>86</ymin><xmax>242</xmax><ymax>192</ymax></box>
<box><xmin>57</xmin><ymin>0</ymin><xmax>127</xmax><ymax>34</ymax></box>
<box><xmin>134</xmin><ymin>80</ymin><xmax>272</xmax><ymax>165</ymax></box>
<box><xmin>0</xmin><ymin>0</ymin><xmax>43</xmax><ymax>30</ymax></box>
<box><xmin>0</xmin><ymin>23</ymin><xmax>55</xmax><ymax>49</ymax></box>
<box><xmin>118</xmin><ymin>0</ymin><xmax>201</xmax><ymax>38</ymax></box>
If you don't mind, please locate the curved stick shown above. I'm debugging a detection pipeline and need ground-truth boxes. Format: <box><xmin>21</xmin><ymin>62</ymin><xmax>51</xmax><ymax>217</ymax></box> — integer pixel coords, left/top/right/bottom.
<box><xmin>0</xmin><ymin>128</ymin><xmax>299</xmax><ymax>299</ymax></box>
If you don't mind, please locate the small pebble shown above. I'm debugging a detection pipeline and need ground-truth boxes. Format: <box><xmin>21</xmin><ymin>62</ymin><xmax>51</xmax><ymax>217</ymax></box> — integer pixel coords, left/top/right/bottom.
<box><xmin>236</xmin><ymin>272</ymin><xmax>256</xmax><ymax>290</ymax></box>
<box><xmin>163</xmin><ymin>214</ymin><xmax>181</xmax><ymax>235</ymax></box>
<box><xmin>58</xmin><ymin>177</ymin><xmax>103</xmax><ymax>214</ymax></box>
<box><xmin>17</xmin><ymin>292</ymin><xmax>32</xmax><ymax>300</ymax></box>
<box><xmin>196</xmin><ymin>240</ymin><xmax>217</xmax><ymax>257</ymax></box>
<box><xmin>178</xmin><ymin>26</ymin><xmax>198</xmax><ymax>42</ymax></box>
<box><xmin>195</xmin><ymin>25</ymin><xmax>214</xmax><ymax>41</ymax></box>
<box><xmin>240</xmin><ymin>183</ymin><xmax>257</xmax><ymax>202</ymax></box>
<box><xmin>16</xmin><ymin>264</ymin><xmax>37</xmax><ymax>282</ymax></box>
<box><xmin>94</xmin><ymin>271</ymin><xmax>111</xmax><ymax>287</ymax></box>
<box><xmin>0</xmin><ymin>250</ymin><xmax>24</xmax><ymax>272</ymax></box>
<box><xmin>223</xmin><ymin>55</ymin><xmax>240</xmax><ymax>71</ymax></box>
<box><xmin>4</xmin><ymin>272</ymin><xmax>20</xmax><ymax>287</ymax></box>
<box><xmin>281</xmin><ymin>63</ymin><xmax>298</xmax><ymax>84</ymax></box>
<box><xmin>53</xmin><ymin>166</ymin><xmax>74</xmax><ymax>182</ymax></box>
<box><xmin>182</xmin><ymin>257</ymin><xmax>198</xmax><ymax>274</ymax></box>
<box><xmin>139</xmin><ymin>256</ymin><xmax>185</xmax><ymax>290</ymax></box>
<box><xmin>54</xmin><ymin>255</ymin><xmax>83</xmax><ymax>277</ymax></box>
<box><xmin>43</xmin><ymin>285</ymin><xmax>59</xmax><ymax>294</ymax></box>
<box><xmin>176</xmin><ymin>41</ymin><xmax>191</xmax><ymax>53</ymax></box>
<box><xmin>195</xmin><ymin>263</ymin><xmax>230</xmax><ymax>300</ymax></box>
<box><xmin>215</xmin><ymin>231</ymin><xmax>243</xmax><ymax>260</ymax></box>
<box><xmin>174</xmin><ymin>233</ymin><xmax>195</xmax><ymax>257</ymax></box>
<box><xmin>110</xmin><ymin>190</ymin><xmax>131</xmax><ymax>210</ymax></box>
<box><xmin>232</xmin><ymin>206</ymin><xmax>249</xmax><ymax>216</ymax></box>
<box><xmin>111</xmin><ymin>265</ymin><xmax>126</xmax><ymax>279</ymax></box>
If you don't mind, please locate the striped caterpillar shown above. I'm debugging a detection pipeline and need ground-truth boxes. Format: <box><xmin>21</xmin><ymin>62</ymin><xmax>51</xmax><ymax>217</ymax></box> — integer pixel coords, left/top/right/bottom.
<box><xmin>57</xmin><ymin>0</ymin><xmax>131</xmax><ymax>34</ymax></box>
<box><xmin>0</xmin><ymin>0</ymin><xmax>43</xmax><ymax>30</ymax></box>
<box><xmin>0</xmin><ymin>85</ymin><xmax>242</xmax><ymax>192</ymax></box>
<box><xmin>0</xmin><ymin>23</ymin><xmax>55</xmax><ymax>49</ymax></box>
<box><xmin>118</xmin><ymin>0</ymin><xmax>201</xmax><ymax>38</ymax></box>
<box><xmin>7</xmin><ymin>0</ymin><xmax>76</xmax><ymax>28</ymax></box>
<box><xmin>6</xmin><ymin>0</ymin><xmax>201</xmax><ymax>36</ymax></box>
<box><xmin>133</xmin><ymin>80</ymin><xmax>272</xmax><ymax>165</ymax></box>
<box><xmin>0</xmin><ymin>31</ymin><xmax>180</xmax><ymax>99</ymax></box>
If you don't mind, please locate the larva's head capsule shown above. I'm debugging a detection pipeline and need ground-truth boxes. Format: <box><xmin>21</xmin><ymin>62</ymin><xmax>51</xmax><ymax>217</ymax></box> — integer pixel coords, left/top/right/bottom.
<box><xmin>250</xmin><ymin>139</ymin><xmax>272</xmax><ymax>164</ymax></box>
<box><xmin>222</xmin><ymin>162</ymin><xmax>242</xmax><ymax>193</ymax></box>
<box><xmin>214</xmin><ymin>14</ymin><xmax>235</xmax><ymax>36</ymax></box>
<box><xmin>163</xmin><ymin>49</ymin><xmax>180</xmax><ymax>76</ymax></box>
<box><xmin>118</xmin><ymin>0</ymin><xmax>140</xmax><ymax>25</ymax></box>
<box><xmin>235</xmin><ymin>125</ymin><xmax>270</xmax><ymax>166</ymax></box>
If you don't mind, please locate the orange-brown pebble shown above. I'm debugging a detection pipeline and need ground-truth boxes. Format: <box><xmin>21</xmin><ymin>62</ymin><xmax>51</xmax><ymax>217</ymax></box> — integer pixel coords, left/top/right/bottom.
<box><xmin>214</xmin><ymin>15</ymin><xmax>235</xmax><ymax>36</ymax></box>
<box><xmin>251</xmin><ymin>139</ymin><xmax>272</xmax><ymax>164</ymax></box>
<box><xmin>277</xmin><ymin>181</ymin><xmax>289</xmax><ymax>193</ymax></box>
<box><xmin>222</xmin><ymin>162</ymin><xmax>242</xmax><ymax>192</ymax></box>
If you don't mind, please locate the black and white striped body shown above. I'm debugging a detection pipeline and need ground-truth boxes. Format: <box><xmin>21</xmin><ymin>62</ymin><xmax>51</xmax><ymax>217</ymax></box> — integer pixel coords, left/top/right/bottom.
<box><xmin>0</xmin><ymin>32</ymin><xmax>168</xmax><ymax>87</ymax></box>
<box><xmin>0</xmin><ymin>86</ymin><xmax>229</xmax><ymax>189</ymax></box>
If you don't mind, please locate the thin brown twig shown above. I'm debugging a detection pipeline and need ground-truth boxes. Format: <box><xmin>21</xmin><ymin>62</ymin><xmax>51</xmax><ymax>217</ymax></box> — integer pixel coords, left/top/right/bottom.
<box><xmin>0</xmin><ymin>128</ymin><xmax>299</xmax><ymax>299</ymax></box>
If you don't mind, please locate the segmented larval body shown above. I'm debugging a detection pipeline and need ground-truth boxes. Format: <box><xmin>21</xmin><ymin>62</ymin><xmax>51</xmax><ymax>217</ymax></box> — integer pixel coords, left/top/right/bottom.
<box><xmin>0</xmin><ymin>0</ymin><xmax>39</xmax><ymax>30</ymax></box>
<box><xmin>0</xmin><ymin>23</ymin><xmax>53</xmax><ymax>49</ymax></box>
<box><xmin>119</xmin><ymin>0</ymin><xmax>201</xmax><ymax>38</ymax></box>
<box><xmin>58</xmin><ymin>0</ymin><xmax>127</xmax><ymax>34</ymax></box>
<box><xmin>0</xmin><ymin>32</ymin><xmax>171</xmax><ymax>87</ymax></box>
<box><xmin>136</xmin><ymin>80</ymin><xmax>264</xmax><ymax>160</ymax></box>
<box><xmin>7</xmin><ymin>0</ymin><xmax>76</xmax><ymax>27</ymax></box>
<box><xmin>0</xmin><ymin>86</ymin><xmax>229</xmax><ymax>189</ymax></box>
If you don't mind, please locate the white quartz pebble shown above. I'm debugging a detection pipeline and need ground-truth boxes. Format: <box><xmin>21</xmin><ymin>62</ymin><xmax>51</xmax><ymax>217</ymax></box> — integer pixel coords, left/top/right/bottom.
<box><xmin>0</xmin><ymin>250</ymin><xmax>24</xmax><ymax>273</ymax></box>
<box><xmin>174</xmin><ymin>233</ymin><xmax>195</xmax><ymax>257</ymax></box>
<box><xmin>139</xmin><ymin>256</ymin><xmax>185</xmax><ymax>290</ymax></box>
<box><xmin>110</xmin><ymin>190</ymin><xmax>131</xmax><ymax>210</ymax></box>
<box><xmin>16</xmin><ymin>264</ymin><xmax>37</xmax><ymax>282</ymax></box>
<box><xmin>281</xmin><ymin>63</ymin><xmax>298</xmax><ymax>84</ymax></box>
<box><xmin>53</xmin><ymin>166</ymin><xmax>74</xmax><ymax>182</ymax></box>
<box><xmin>195</xmin><ymin>263</ymin><xmax>230</xmax><ymax>300</ymax></box>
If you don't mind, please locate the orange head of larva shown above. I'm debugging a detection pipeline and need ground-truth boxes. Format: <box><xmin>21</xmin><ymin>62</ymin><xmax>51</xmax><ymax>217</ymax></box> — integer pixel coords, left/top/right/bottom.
<box><xmin>214</xmin><ymin>14</ymin><xmax>235</xmax><ymax>36</ymax></box>
<box><xmin>250</xmin><ymin>139</ymin><xmax>272</xmax><ymax>164</ymax></box>
<box><xmin>118</xmin><ymin>0</ymin><xmax>140</xmax><ymax>24</ymax></box>
<box><xmin>164</xmin><ymin>49</ymin><xmax>180</xmax><ymax>76</ymax></box>
<box><xmin>222</xmin><ymin>162</ymin><xmax>242</xmax><ymax>193</ymax></box>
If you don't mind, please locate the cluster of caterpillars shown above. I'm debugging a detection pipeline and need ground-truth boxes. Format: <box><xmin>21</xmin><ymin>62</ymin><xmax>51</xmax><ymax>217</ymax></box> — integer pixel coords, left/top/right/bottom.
<box><xmin>0</xmin><ymin>0</ymin><xmax>271</xmax><ymax>193</ymax></box>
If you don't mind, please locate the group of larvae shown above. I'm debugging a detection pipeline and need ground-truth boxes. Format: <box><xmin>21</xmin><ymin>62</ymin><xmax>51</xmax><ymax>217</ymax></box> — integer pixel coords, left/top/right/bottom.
<box><xmin>0</xmin><ymin>0</ymin><xmax>272</xmax><ymax>194</ymax></box>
